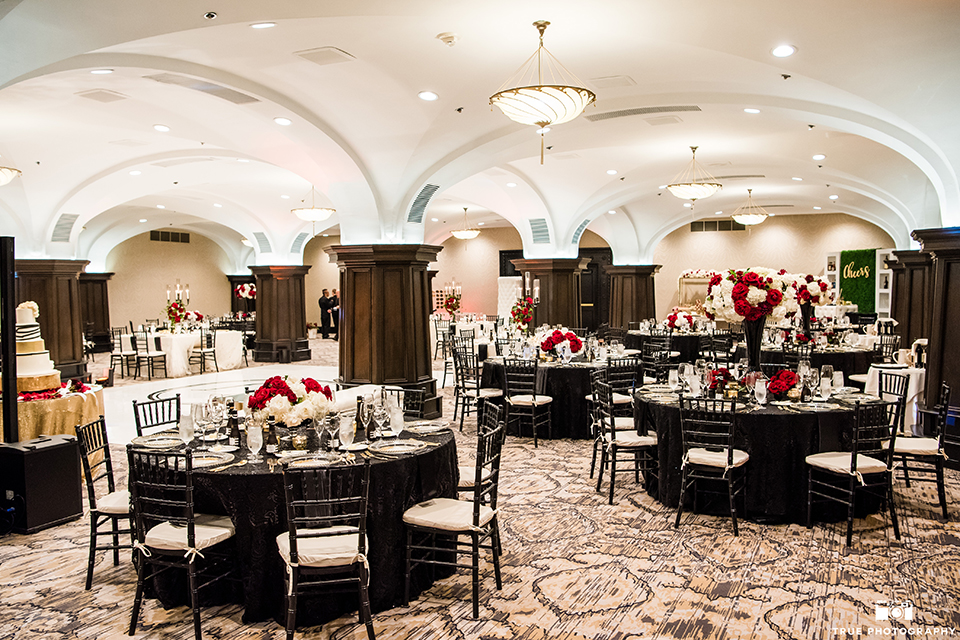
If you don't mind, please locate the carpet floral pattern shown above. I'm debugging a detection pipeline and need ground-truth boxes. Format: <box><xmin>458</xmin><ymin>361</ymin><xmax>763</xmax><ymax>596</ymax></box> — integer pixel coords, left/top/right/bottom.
<box><xmin>2</xmin><ymin>373</ymin><xmax>959</xmax><ymax>639</ymax></box>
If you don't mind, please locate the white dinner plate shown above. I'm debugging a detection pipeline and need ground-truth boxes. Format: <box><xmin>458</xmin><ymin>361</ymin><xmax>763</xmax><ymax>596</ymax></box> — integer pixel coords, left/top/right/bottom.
<box><xmin>793</xmin><ymin>403</ymin><xmax>842</xmax><ymax>412</ymax></box>
<box><xmin>648</xmin><ymin>393</ymin><xmax>679</xmax><ymax>403</ymax></box>
<box><xmin>287</xmin><ymin>454</ymin><xmax>344</xmax><ymax>469</ymax></box>
<box><xmin>641</xmin><ymin>384</ymin><xmax>674</xmax><ymax>393</ymax></box>
<box><xmin>275</xmin><ymin>449</ymin><xmax>313</xmax><ymax>459</ymax></box>
<box><xmin>132</xmin><ymin>435</ymin><xmax>183</xmax><ymax>449</ymax></box>
<box><xmin>201</xmin><ymin>433</ymin><xmax>228</xmax><ymax>442</ymax></box>
<box><xmin>207</xmin><ymin>444</ymin><xmax>238</xmax><ymax>453</ymax></box>
<box><xmin>406</xmin><ymin>424</ymin><xmax>448</xmax><ymax>434</ymax></box>
<box><xmin>339</xmin><ymin>443</ymin><xmax>368</xmax><ymax>452</ymax></box>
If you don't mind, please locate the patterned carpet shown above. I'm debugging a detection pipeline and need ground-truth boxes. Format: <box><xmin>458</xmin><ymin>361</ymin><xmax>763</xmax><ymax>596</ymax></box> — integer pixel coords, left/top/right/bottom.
<box><xmin>3</xmin><ymin>346</ymin><xmax>960</xmax><ymax>639</ymax></box>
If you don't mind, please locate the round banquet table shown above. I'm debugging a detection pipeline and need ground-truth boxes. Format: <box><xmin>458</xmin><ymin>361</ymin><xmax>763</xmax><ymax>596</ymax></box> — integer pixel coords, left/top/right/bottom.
<box><xmin>735</xmin><ymin>345</ymin><xmax>879</xmax><ymax>376</ymax></box>
<box><xmin>150</xmin><ymin>430</ymin><xmax>458</xmax><ymax>624</ymax></box>
<box><xmin>122</xmin><ymin>330</ymin><xmax>244</xmax><ymax>377</ymax></box>
<box><xmin>625</xmin><ymin>331</ymin><xmax>705</xmax><ymax>363</ymax></box>
<box><xmin>481</xmin><ymin>357</ymin><xmax>598</xmax><ymax>440</ymax></box>
<box><xmin>635</xmin><ymin>394</ymin><xmax>880</xmax><ymax>524</ymax></box>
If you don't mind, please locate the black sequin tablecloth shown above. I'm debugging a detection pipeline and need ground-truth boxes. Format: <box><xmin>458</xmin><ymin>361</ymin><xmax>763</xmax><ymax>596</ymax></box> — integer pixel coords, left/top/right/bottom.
<box><xmin>734</xmin><ymin>345</ymin><xmax>879</xmax><ymax>375</ymax></box>
<box><xmin>625</xmin><ymin>331</ymin><xmax>705</xmax><ymax>363</ymax></box>
<box><xmin>151</xmin><ymin>431</ymin><xmax>458</xmax><ymax>624</ymax></box>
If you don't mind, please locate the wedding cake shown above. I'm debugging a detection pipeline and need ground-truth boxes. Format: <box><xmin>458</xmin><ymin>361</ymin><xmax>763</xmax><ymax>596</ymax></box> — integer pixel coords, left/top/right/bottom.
<box><xmin>15</xmin><ymin>303</ymin><xmax>61</xmax><ymax>393</ymax></box>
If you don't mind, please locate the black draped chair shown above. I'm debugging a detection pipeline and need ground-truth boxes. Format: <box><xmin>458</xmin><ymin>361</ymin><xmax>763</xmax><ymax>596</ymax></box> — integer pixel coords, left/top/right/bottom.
<box><xmin>452</xmin><ymin>346</ymin><xmax>502</xmax><ymax>431</ymax></box>
<box><xmin>594</xmin><ymin>380</ymin><xmax>658</xmax><ymax>505</ymax></box>
<box><xmin>503</xmin><ymin>358</ymin><xmax>552</xmax><ymax>446</ymax></box>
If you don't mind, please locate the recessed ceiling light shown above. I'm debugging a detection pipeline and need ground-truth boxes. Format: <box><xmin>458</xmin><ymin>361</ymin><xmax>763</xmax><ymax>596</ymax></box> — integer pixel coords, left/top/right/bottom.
<box><xmin>129</xmin><ymin>170</ymin><xmax>141</xmax><ymax>176</ymax></box>
<box><xmin>772</xmin><ymin>44</ymin><xmax>797</xmax><ymax>58</ymax></box>
<box><xmin>237</xmin><ymin>158</ymin><xmax>250</xmax><ymax>163</ymax></box>
<box><xmin>744</xmin><ymin>108</ymin><xmax>760</xmax><ymax>114</ymax></box>
<box><xmin>431</xmin><ymin>217</ymin><xmax>439</xmax><ymax>222</ymax></box>
<box><xmin>813</xmin><ymin>206</ymin><xmax>822</xmax><ymax>210</ymax></box>
<box><xmin>322</xmin><ymin>234</ymin><xmax>329</xmax><ymax>237</ymax></box>
<box><xmin>153</xmin><ymin>124</ymin><xmax>170</xmax><ymax>132</ymax></box>
<box><xmin>90</xmin><ymin>69</ymin><xmax>113</xmax><ymax>75</ymax></box>
<box><xmin>418</xmin><ymin>91</ymin><xmax>439</xmax><ymax>101</ymax></box>
<box><xmin>769</xmin><ymin>213</ymin><xmax>776</xmax><ymax>217</ymax></box>
<box><xmin>536</xmin><ymin>127</ymin><xmax>551</xmax><ymax>134</ymax></box>
<box><xmin>213</xmin><ymin>203</ymin><xmax>222</xmax><ymax>208</ymax></box>
<box><xmin>658</xmin><ymin>185</ymin><xmax>667</xmax><ymax>189</ymax></box>
<box><xmin>250</xmin><ymin>22</ymin><xmax>276</xmax><ymax>29</ymax></box>
<box><xmin>156</xmin><ymin>205</ymin><xmax>165</xmax><ymax>209</ymax></box>
<box><xmin>829</xmin><ymin>195</ymin><xmax>839</xmax><ymax>200</ymax></box>
<box><xmin>478</xmin><ymin>222</ymin><xmax>485</xmax><ymax>225</ymax></box>
<box><xmin>683</xmin><ymin>203</ymin><xmax>692</xmax><ymax>208</ymax></box>
<box><xmin>274</xmin><ymin>117</ymin><xmax>292</xmax><ymax>126</ymax></box>
<box><xmin>506</xmin><ymin>182</ymin><xmax>517</xmax><ymax>188</ymax></box>
<box><xmin>606</xmin><ymin>169</ymin><xmax>618</xmax><ymax>175</ymax></box>
<box><xmin>715</xmin><ymin>211</ymin><xmax>723</xmax><ymax>215</ymax></box>
<box><xmin>792</xmin><ymin>177</ymin><xmax>803</xmax><ymax>181</ymax></box>
<box><xmin>608</xmin><ymin>210</ymin><xmax>616</xmax><ymax>214</ymax></box>
<box><xmin>812</xmin><ymin>154</ymin><xmax>826</xmax><ymax>161</ymax></box>
<box><xmin>139</xmin><ymin>218</ymin><xmax>147</xmax><ymax>223</ymax></box>
<box><xmin>280</xmin><ymin>194</ymin><xmax>290</xmax><ymax>199</ymax></box>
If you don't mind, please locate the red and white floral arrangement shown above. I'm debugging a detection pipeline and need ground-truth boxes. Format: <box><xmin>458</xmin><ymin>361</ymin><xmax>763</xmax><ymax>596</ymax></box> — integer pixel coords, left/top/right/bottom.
<box><xmin>235</xmin><ymin>283</ymin><xmax>257</xmax><ymax>299</ymax></box>
<box><xmin>704</xmin><ymin>267</ymin><xmax>798</xmax><ymax>323</ymax></box>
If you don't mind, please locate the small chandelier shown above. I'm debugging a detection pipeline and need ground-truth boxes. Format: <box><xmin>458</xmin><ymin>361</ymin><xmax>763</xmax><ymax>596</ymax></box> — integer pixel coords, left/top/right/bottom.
<box><xmin>291</xmin><ymin>186</ymin><xmax>335</xmax><ymax>222</ymax></box>
<box><xmin>0</xmin><ymin>166</ymin><xmax>22</xmax><ymax>187</ymax></box>
<box><xmin>731</xmin><ymin>189</ymin><xmax>769</xmax><ymax>226</ymax></box>
<box><xmin>666</xmin><ymin>146</ymin><xmax>722</xmax><ymax>202</ymax></box>
<box><xmin>490</xmin><ymin>20</ymin><xmax>596</xmax><ymax>164</ymax></box>
<box><xmin>451</xmin><ymin>207</ymin><xmax>480</xmax><ymax>240</ymax></box>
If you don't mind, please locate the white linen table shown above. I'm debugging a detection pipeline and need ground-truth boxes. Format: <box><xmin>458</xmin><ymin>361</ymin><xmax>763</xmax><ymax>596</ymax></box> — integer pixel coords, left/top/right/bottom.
<box><xmin>122</xmin><ymin>330</ymin><xmax>243</xmax><ymax>377</ymax></box>
<box><xmin>863</xmin><ymin>365</ymin><xmax>926</xmax><ymax>433</ymax></box>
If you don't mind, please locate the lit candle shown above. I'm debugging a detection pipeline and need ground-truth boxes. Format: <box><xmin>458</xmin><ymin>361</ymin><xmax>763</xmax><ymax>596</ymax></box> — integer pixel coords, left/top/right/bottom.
<box><xmin>166</xmin><ymin>286</ymin><xmax>170</xmax><ymax>301</ymax></box>
<box><xmin>533</xmin><ymin>279</ymin><xmax>540</xmax><ymax>304</ymax></box>
<box><xmin>524</xmin><ymin>272</ymin><xmax>531</xmax><ymax>295</ymax></box>
<box><xmin>455</xmin><ymin>285</ymin><xmax>461</xmax><ymax>296</ymax></box>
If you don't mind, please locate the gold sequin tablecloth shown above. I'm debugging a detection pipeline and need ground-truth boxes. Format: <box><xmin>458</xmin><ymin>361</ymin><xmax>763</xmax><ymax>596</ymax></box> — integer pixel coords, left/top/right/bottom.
<box><xmin>1</xmin><ymin>387</ymin><xmax>104</xmax><ymax>442</ymax></box>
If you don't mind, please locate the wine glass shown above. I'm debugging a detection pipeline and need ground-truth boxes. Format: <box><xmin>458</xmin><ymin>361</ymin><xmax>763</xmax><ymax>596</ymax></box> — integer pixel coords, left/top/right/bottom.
<box><xmin>677</xmin><ymin>363</ymin><xmax>693</xmax><ymax>391</ymax></box>
<box><xmin>820</xmin><ymin>376</ymin><xmax>833</xmax><ymax>400</ymax></box>
<box><xmin>373</xmin><ymin>404</ymin><xmax>390</xmax><ymax>438</ymax></box>
<box><xmin>738</xmin><ymin>357</ymin><xmax>750</xmax><ymax>378</ymax></box>
<box><xmin>246</xmin><ymin>415</ymin><xmax>263</xmax><ymax>461</ymax></box>
<box><xmin>808</xmin><ymin>368</ymin><xmax>820</xmax><ymax>393</ymax></box>
<box><xmin>820</xmin><ymin>365</ymin><xmax>834</xmax><ymax>386</ymax></box>
<box><xmin>797</xmin><ymin>358</ymin><xmax>812</xmax><ymax>383</ymax></box>
<box><xmin>192</xmin><ymin>403</ymin><xmax>209</xmax><ymax>449</ymax></box>
<box><xmin>360</xmin><ymin>394</ymin><xmax>374</xmax><ymax>441</ymax></box>
<box><xmin>324</xmin><ymin>414</ymin><xmax>339</xmax><ymax>452</ymax></box>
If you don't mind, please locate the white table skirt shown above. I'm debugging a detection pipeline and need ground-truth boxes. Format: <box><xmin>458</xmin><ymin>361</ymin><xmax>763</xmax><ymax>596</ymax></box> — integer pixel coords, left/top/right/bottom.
<box><xmin>122</xmin><ymin>330</ymin><xmax>243</xmax><ymax>377</ymax></box>
<box><xmin>864</xmin><ymin>365</ymin><xmax>926</xmax><ymax>433</ymax></box>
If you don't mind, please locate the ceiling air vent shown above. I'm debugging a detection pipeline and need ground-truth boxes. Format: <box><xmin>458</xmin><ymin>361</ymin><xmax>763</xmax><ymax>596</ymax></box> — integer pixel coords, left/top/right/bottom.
<box><xmin>290</xmin><ymin>232</ymin><xmax>310</xmax><ymax>254</ymax></box>
<box><xmin>711</xmin><ymin>174</ymin><xmax>766</xmax><ymax>180</ymax></box>
<box><xmin>296</xmin><ymin>47</ymin><xmax>356</xmax><ymax>67</ymax></box>
<box><xmin>529</xmin><ymin>219</ymin><xmax>550</xmax><ymax>244</ymax></box>
<box><xmin>143</xmin><ymin>73</ymin><xmax>259</xmax><ymax>105</ymax></box>
<box><xmin>571</xmin><ymin>219</ymin><xmax>590</xmax><ymax>244</ymax></box>
<box><xmin>407</xmin><ymin>184</ymin><xmax>439</xmax><ymax>224</ymax></box>
<box><xmin>51</xmin><ymin>213</ymin><xmax>79</xmax><ymax>243</ymax></box>
<box><xmin>585</xmin><ymin>105</ymin><xmax>701</xmax><ymax>122</ymax></box>
<box><xmin>149</xmin><ymin>230</ymin><xmax>190</xmax><ymax>243</ymax></box>
<box><xmin>252</xmin><ymin>232</ymin><xmax>272</xmax><ymax>253</ymax></box>
<box><xmin>76</xmin><ymin>89</ymin><xmax>127</xmax><ymax>103</ymax></box>
<box><xmin>691</xmin><ymin>220</ymin><xmax>746</xmax><ymax>232</ymax></box>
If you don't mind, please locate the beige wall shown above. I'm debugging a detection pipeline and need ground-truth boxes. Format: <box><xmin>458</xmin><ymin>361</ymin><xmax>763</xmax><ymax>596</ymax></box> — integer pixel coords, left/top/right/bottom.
<box><xmin>302</xmin><ymin>234</ymin><xmax>345</xmax><ymax>325</ymax></box>
<box><xmin>106</xmin><ymin>230</ymin><xmax>234</xmax><ymax>327</ymax></box>
<box><xmin>652</xmin><ymin>213</ymin><xmax>896</xmax><ymax>318</ymax></box>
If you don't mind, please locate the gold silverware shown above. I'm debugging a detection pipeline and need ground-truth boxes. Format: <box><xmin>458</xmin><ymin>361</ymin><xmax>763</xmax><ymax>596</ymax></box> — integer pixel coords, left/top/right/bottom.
<box><xmin>210</xmin><ymin>460</ymin><xmax>247</xmax><ymax>472</ymax></box>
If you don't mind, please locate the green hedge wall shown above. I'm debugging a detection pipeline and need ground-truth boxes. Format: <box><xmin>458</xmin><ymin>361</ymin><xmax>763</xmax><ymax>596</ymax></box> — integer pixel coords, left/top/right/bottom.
<box><xmin>839</xmin><ymin>248</ymin><xmax>876</xmax><ymax>314</ymax></box>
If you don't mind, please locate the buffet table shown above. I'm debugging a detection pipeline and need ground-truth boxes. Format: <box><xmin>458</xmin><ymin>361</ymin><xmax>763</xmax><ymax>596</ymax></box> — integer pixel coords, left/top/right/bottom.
<box><xmin>0</xmin><ymin>387</ymin><xmax>104</xmax><ymax>442</ymax></box>
<box><xmin>150</xmin><ymin>429</ymin><xmax>458</xmax><ymax>624</ymax></box>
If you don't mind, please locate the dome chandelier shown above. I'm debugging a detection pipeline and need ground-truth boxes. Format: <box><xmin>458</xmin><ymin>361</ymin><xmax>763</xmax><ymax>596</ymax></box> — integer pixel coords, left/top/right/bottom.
<box><xmin>731</xmin><ymin>189</ymin><xmax>769</xmax><ymax>226</ymax></box>
<box><xmin>291</xmin><ymin>186</ymin><xmax>335</xmax><ymax>223</ymax></box>
<box><xmin>489</xmin><ymin>20</ymin><xmax>596</xmax><ymax>164</ymax></box>
<box><xmin>666</xmin><ymin>146</ymin><xmax>722</xmax><ymax>202</ymax></box>
<box><xmin>451</xmin><ymin>207</ymin><xmax>480</xmax><ymax>240</ymax></box>
<box><xmin>0</xmin><ymin>166</ymin><xmax>22</xmax><ymax>187</ymax></box>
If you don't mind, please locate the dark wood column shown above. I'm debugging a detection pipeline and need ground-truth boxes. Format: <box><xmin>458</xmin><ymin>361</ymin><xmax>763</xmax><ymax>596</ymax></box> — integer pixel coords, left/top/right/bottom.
<box><xmin>911</xmin><ymin>227</ymin><xmax>960</xmax><ymax>406</ymax></box>
<box><xmin>889</xmin><ymin>250</ymin><xmax>933</xmax><ymax>346</ymax></box>
<box><xmin>15</xmin><ymin>259</ymin><xmax>88</xmax><ymax>380</ymax></box>
<box><xmin>78</xmin><ymin>272</ymin><xmax>114</xmax><ymax>354</ymax></box>
<box><xmin>510</xmin><ymin>258</ymin><xmax>591</xmax><ymax>329</ymax></box>
<box><xmin>250</xmin><ymin>265</ymin><xmax>311</xmax><ymax>363</ymax></box>
<box><xmin>324</xmin><ymin>245</ymin><xmax>442</xmax><ymax>418</ymax></box>
<box><xmin>604</xmin><ymin>264</ymin><xmax>661</xmax><ymax>328</ymax></box>
<box><xmin>227</xmin><ymin>274</ymin><xmax>256</xmax><ymax>315</ymax></box>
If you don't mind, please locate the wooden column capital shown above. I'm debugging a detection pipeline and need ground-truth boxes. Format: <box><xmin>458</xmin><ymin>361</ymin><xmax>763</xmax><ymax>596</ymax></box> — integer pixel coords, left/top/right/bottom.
<box><xmin>602</xmin><ymin>264</ymin><xmax>662</xmax><ymax>277</ymax></box>
<box><xmin>250</xmin><ymin>265</ymin><xmax>312</xmax><ymax>279</ymax></box>
<box><xmin>324</xmin><ymin>244</ymin><xmax>443</xmax><ymax>267</ymax></box>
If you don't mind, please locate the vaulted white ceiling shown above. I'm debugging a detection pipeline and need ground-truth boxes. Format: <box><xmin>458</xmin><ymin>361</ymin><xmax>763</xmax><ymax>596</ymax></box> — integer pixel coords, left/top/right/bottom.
<box><xmin>0</xmin><ymin>0</ymin><xmax>957</xmax><ymax>269</ymax></box>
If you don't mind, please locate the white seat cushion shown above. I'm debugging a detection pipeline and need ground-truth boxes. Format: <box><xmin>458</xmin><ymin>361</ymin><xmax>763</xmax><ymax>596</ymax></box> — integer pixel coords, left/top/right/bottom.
<box><xmin>687</xmin><ymin>447</ymin><xmax>749</xmax><ymax>468</ymax></box>
<box><xmin>605</xmin><ymin>431</ymin><xmax>657</xmax><ymax>447</ymax></box>
<box><xmin>458</xmin><ymin>464</ymin><xmax>493</xmax><ymax>489</ymax></box>
<box><xmin>144</xmin><ymin>513</ymin><xmax>234</xmax><ymax>552</ymax></box>
<box><xmin>276</xmin><ymin>526</ymin><xmax>367</xmax><ymax>568</ymax></box>
<box><xmin>848</xmin><ymin>373</ymin><xmax>868</xmax><ymax>383</ymax></box>
<box><xmin>403</xmin><ymin>498</ymin><xmax>494</xmax><ymax>532</ymax></box>
<box><xmin>112</xmin><ymin>350</ymin><xmax>137</xmax><ymax>356</ymax></box>
<box><xmin>507</xmin><ymin>394</ymin><xmax>552</xmax><ymax>406</ymax></box>
<box><xmin>613</xmin><ymin>416</ymin><xmax>638</xmax><ymax>430</ymax></box>
<box><xmin>465</xmin><ymin>388</ymin><xmax>503</xmax><ymax>399</ymax></box>
<box><xmin>585</xmin><ymin>393</ymin><xmax>632</xmax><ymax>405</ymax></box>
<box><xmin>888</xmin><ymin>437</ymin><xmax>940</xmax><ymax>456</ymax></box>
<box><xmin>97</xmin><ymin>489</ymin><xmax>130</xmax><ymax>515</ymax></box>
<box><xmin>805</xmin><ymin>451</ymin><xmax>887</xmax><ymax>475</ymax></box>
<box><xmin>142</xmin><ymin>351</ymin><xmax>166</xmax><ymax>357</ymax></box>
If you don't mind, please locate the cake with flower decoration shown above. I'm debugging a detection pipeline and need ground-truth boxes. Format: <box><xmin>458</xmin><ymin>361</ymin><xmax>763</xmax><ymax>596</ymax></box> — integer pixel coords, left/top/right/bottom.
<box><xmin>14</xmin><ymin>301</ymin><xmax>61</xmax><ymax>393</ymax></box>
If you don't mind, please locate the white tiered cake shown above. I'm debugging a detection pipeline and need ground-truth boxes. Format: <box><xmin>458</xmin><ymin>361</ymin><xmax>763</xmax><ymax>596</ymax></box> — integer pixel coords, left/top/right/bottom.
<box><xmin>15</xmin><ymin>304</ymin><xmax>61</xmax><ymax>393</ymax></box>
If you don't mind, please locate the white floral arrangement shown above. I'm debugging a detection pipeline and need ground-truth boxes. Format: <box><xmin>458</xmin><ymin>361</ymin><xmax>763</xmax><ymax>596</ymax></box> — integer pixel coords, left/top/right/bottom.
<box><xmin>184</xmin><ymin>310</ymin><xmax>204</xmax><ymax>321</ymax></box>
<box><xmin>235</xmin><ymin>283</ymin><xmax>257</xmax><ymax>299</ymax></box>
<box><xmin>16</xmin><ymin>301</ymin><xmax>39</xmax><ymax>319</ymax></box>
<box><xmin>679</xmin><ymin>269</ymin><xmax>721</xmax><ymax>280</ymax></box>
<box><xmin>663</xmin><ymin>311</ymin><xmax>695</xmax><ymax>331</ymax></box>
<box><xmin>705</xmin><ymin>267</ymin><xmax>799</xmax><ymax>323</ymax></box>
<box><xmin>791</xmin><ymin>274</ymin><xmax>834</xmax><ymax>307</ymax></box>
<box><xmin>248</xmin><ymin>375</ymin><xmax>334</xmax><ymax>426</ymax></box>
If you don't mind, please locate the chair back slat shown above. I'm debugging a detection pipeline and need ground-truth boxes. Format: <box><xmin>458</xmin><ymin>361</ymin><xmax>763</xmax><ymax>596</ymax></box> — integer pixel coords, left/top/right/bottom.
<box><xmin>75</xmin><ymin>416</ymin><xmax>115</xmax><ymax>510</ymax></box>
<box><xmin>474</xmin><ymin>411</ymin><xmax>506</xmax><ymax>523</ymax></box>
<box><xmin>640</xmin><ymin>343</ymin><xmax>670</xmax><ymax>383</ymax></box>
<box><xmin>133</xmin><ymin>395</ymin><xmax>181</xmax><ymax>437</ymax></box>
<box><xmin>679</xmin><ymin>396</ymin><xmax>739</xmax><ymax>466</ymax></box>
<box><xmin>850</xmin><ymin>400</ymin><xmax>899</xmax><ymax>471</ymax></box>
<box><xmin>878</xmin><ymin>334</ymin><xmax>901</xmax><ymax>360</ymax></box>
<box><xmin>606</xmin><ymin>357</ymin><xmax>639</xmax><ymax>396</ymax></box>
<box><xmin>381</xmin><ymin>387</ymin><xmax>425</xmax><ymax>419</ymax></box>
<box><xmin>127</xmin><ymin>447</ymin><xmax>196</xmax><ymax>548</ymax></box>
<box><xmin>782</xmin><ymin>342</ymin><xmax>815</xmax><ymax>368</ymax></box>
<box><xmin>503</xmin><ymin>358</ymin><xmax>538</xmax><ymax>396</ymax></box>
<box><xmin>878</xmin><ymin>371</ymin><xmax>909</xmax><ymax>432</ymax></box>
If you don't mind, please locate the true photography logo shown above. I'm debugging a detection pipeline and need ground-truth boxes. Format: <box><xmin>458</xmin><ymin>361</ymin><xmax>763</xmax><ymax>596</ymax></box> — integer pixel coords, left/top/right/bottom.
<box><xmin>831</xmin><ymin>600</ymin><xmax>957</xmax><ymax>636</ymax></box>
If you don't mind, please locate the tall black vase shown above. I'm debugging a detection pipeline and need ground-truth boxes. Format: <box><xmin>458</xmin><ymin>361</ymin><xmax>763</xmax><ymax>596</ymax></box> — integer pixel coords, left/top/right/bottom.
<box><xmin>800</xmin><ymin>303</ymin><xmax>813</xmax><ymax>338</ymax></box>
<box><xmin>742</xmin><ymin>316</ymin><xmax>766</xmax><ymax>371</ymax></box>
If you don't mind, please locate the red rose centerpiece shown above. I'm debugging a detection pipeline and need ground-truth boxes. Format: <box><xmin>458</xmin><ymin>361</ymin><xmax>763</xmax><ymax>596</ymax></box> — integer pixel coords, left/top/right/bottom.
<box><xmin>665</xmin><ymin>311</ymin><xmax>695</xmax><ymax>331</ymax></box>
<box><xmin>539</xmin><ymin>329</ymin><xmax>583</xmax><ymax>362</ymax></box>
<box><xmin>510</xmin><ymin>297</ymin><xmax>535</xmax><ymax>333</ymax></box>
<box><xmin>443</xmin><ymin>294</ymin><xmax>461</xmax><ymax>319</ymax></box>
<box><xmin>766</xmin><ymin>370</ymin><xmax>799</xmax><ymax>400</ymax></box>
<box><xmin>235</xmin><ymin>283</ymin><xmax>257</xmax><ymax>299</ymax></box>
<box><xmin>792</xmin><ymin>274</ymin><xmax>833</xmax><ymax>336</ymax></box>
<box><xmin>248</xmin><ymin>376</ymin><xmax>333</xmax><ymax>425</ymax></box>
<box><xmin>166</xmin><ymin>300</ymin><xmax>186</xmax><ymax>325</ymax></box>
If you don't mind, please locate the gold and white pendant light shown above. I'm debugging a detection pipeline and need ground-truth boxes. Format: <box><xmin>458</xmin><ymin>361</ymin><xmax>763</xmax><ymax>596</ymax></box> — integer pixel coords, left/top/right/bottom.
<box><xmin>731</xmin><ymin>189</ymin><xmax>769</xmax><ymax>226</ymax></box>
<box><xmin>451</xmin><ymin>207</ymin><xmax>480</xmax><ymax>240</ymax></box>
<box><xmin>666</xmin><ymin>146</ymin><xmax>722</xmax><ymax>202</ymax></box>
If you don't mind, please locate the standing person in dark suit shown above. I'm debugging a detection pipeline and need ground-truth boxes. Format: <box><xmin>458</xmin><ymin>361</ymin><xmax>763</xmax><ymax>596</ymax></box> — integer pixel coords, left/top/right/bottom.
<box><xmin>318</xmin><ymin>289</ymin><xmax>334</xmax><ymax>339</ymax></box>
<box><xmin>331</xmin><ymin>288</ymin><xmax>340</xmax><ymax>341</ymax></box>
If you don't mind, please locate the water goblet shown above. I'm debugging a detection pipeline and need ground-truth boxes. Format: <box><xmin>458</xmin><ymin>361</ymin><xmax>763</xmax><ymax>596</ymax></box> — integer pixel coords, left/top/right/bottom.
<box><xmin>667</xmin><ymin>369</ymin><xmax>680</xmax><ymax>392</ymax></box>
<box><xmin>373</xmin><ymin>404</ymin><xmax>390</xmax><ymax>438</ymax></box>
<box><xmin>754</xmin><ymin>378</ymin><xmax>768</xmax><ymax>405</ymax></box>
<box><xmin>820</xmin><ymin>377</ymin><xmax>833</xmax><ymax>400</ymax></box>
<box><xmin>808</xmin><ymin>368</ymin><xmax>820</xmax><ymax>393</ymax></box>
<box><xmin>821</xmin><ymin>365</ymin><xmax>834</xmax><ymax>385</ymax></box>
<box><xmin>192</xmin><ymin>402</ymin><xmax>210</xmax><ymax>449</ymax></box>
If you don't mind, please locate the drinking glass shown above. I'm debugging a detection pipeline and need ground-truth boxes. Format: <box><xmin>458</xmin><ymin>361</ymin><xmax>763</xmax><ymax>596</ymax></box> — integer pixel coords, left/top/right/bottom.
<box><xmin>754</xmin><ymin>378</ymin><xmax>768</xmax><ymax>405</ymax></box>
<box><xmin>246</xmin><ymin>417</ymin><xmax>263</xmax><ymax>461</ymax></box>
<box><xmin>373</xmin><ymin>404</ymin><xmax>390</xmax><ymax>438</ymax></box>
<box><xmin>821</xmin><ymin>365</ymin><xmax>834</xmax><ymax>385</ymax></box>
<box><xmin>324</xmin><ymin>414</ymin><xmax>339</xmax><ymax>452</ymax></box>
<box><xmin>178</xmin><ymin>414</ymin><xmax>195</xmax><ymax>446</ymax></box>
<box><xmin>360</xmin><ymin>395</ymin><xmax>374</xmax><ymax>440</ymax></box>
<box><xmin>339</xmin><ymin>413</ymin><xmax>355</xmax><ymax>448</ymax></box>
<box><xmin>192</xmin><ymin>403</ymin><xmax>209</xmax><ymax>449</ymax></box>
<box><xmin>667</xmin><ymin>369</ymin><xmax>680</xmax><ymax>392</ymax></box>
<box><xmin>833</xmin><ymin>371</ymin><xmax>845</xmax><ymax>389</ymax></box>
<box><xmin>808</xmin><ymin>368</ymin><xmax>820</xmax><ymax>391</ymax></box>
<box><xmin>820</xmin><ymin>377</ymin><xmax>833</xmax><ymax>400</ymax></box>
<box><xmin>738</xmin><ymin>358</ymin><xmax>750</xmax><ymax>378</ymax></box>
<box><xmin>797</xmin><ymin>359</ymin><xmax>812</xmax><ymax>382</ymax></box>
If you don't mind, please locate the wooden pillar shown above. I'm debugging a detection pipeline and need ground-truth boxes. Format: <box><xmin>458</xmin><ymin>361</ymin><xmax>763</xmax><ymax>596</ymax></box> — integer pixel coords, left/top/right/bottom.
<box><xmin>79</xmin><ymin>272</ymin><xmax>114</xmax><ymax>353</ymax></box>
<box><xmin>324</xmin><ymin>245</ymin><xmax>442</xmax><ymax>418</ymax></box>
<box><xmin>510</xmin><ymin>258</ymin><xmax>591</xmax><ymax>329</ymax></box>
<box><xmin>250</xmin><ymin>265</ymin><xmax>311</xmax><ymax>362</ymax></box>
<box><xmin>889</xmin><ymin>250</ymin><xmax>933</xmax><ymax>346</ymax></box>
<box><xmin>227</xmin><ymin>274</ymin><xmax>256</xmax><ymax>315</ymax></box>
<box><xmin>15</xmin><ymin>259</ymin><xmax>89</xmax><ymax>380</ymax></box>
<box><xmin>604</xmin><ymin>264</ymin><xmax>661</xmax><ymax>328</ymax></box>
<box><xmin>911</xmin><ymin>227</ymin><xmax>960</xmax><ymax>404</ymax></box>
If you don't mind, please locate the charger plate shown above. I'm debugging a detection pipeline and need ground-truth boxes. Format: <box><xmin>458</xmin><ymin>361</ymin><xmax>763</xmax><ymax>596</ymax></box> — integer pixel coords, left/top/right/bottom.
<box><xmin>406</xmin><ymin>424</ymin><xmax>448</xmax><ymax>435</ymax></box>
<box><xmin>192</xmin><ymin>451</ymin><xmax>233</xmax><ymax>468</ymax></box>
<box><xmin>648</xmin><ymin>393</ymin><xmax>679</xmax><ymax>403</ymax></box>
<box><xmin>288</xmin><ymin>454</ymin><xmax>344</xmax><ymax>469</ymax></box>
<box><xmin>835</xmin><ymin>393</ymin><xmax>882</xmax><ymax>403</ymax></box>
<box><xmin>276</xmin><ymin>449</ymin><xmax>313</xmax><ymax>460</ymax></box>
<box><xmin>793</xmin><ymin>403</ymin><xmax>842</xmax><ymax>412</ymax></box>
<box><xmin>368</xmin><ymin>439</ymin><xmax>427</xmax><ymax>455</ymax></box>
<box><xmin>641</xmin><ymin>384</ymin><xmax>674</xmax><ymax>393</ymax></box>
<box><xmin>132</xmin><ymin>434</ymin><xmax>183</xmax><ymax>449</ymax></box>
